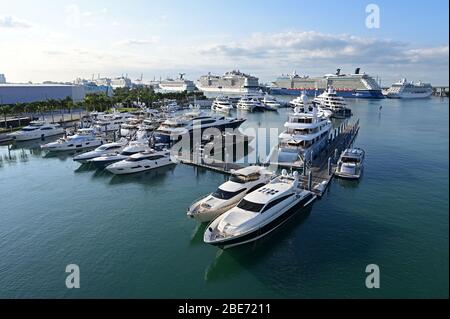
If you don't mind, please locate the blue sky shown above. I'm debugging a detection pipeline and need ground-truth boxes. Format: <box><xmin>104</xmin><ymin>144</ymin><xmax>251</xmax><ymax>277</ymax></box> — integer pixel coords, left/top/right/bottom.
<box><xmin>0</xmin><ymin>0</ymin><xmax>448</xmax><ymax>85</ymax></box>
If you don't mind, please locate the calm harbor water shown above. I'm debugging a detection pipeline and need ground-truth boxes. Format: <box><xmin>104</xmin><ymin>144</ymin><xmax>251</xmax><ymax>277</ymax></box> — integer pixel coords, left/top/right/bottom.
<box><xmin>0</xmin><ymin>97</ymin><xmax>448</xmax><ymax>298</ymax></box>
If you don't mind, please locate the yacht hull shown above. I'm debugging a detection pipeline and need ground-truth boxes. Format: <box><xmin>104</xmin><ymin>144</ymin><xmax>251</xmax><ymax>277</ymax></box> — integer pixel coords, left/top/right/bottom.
<box><xmin>271</xmin><ymin>88</ymin><xmax>384</xmax><ymax>99</ymax></box>
<box><xmin>11</xmin><ymin>129</ymin><xmax>65</xmax><ymax>141</ymax></box>
<box><xmin>205</xmin><ymin>193</ymin><xmax>315</xmax><ymax>249</ymax></box>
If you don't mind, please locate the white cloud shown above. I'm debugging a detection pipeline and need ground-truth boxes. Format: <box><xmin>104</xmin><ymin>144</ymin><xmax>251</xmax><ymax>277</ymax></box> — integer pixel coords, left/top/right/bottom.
<box><xmin>115</xmin><ymin>37</ymin><xmax>160</xmax><ymax>46</ymax></box>
<box><xmin>0</xmin><ymin>15</ymin><xmax>32</xmax><ymax>28</ymax></box>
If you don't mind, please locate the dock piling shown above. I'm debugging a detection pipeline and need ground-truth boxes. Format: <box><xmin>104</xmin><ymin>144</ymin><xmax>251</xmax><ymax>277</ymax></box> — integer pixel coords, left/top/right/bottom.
<box><xmin>307</xmin><ymin>171</ymin><xmax>312</xmax><ymax>191</ymax></box>
<box><xmin>328</xmin><ymin>157</ymin><xmax>332</xmax><ymax>176</ymax></box>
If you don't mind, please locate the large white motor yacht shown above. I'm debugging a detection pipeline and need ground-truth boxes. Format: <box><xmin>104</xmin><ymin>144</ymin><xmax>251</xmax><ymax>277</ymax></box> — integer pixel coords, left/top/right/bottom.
<box><xmin>73</xmin><ymin>139</ymin><xmax>128</xmax><ymax>163</ymax></box>
<box><xmin>89</xmin><ymin>140</ymin><xmax>151</xmax><ymax>168</ymax></box>
<box><xmin>335</xmin><ymin>148</ymin><xmax>365</xmax><ymax>179</ymax></box>
<box><xmin>105</xmin><ymin>150</ymin><xmax>174</xmax><ymax>175</ymax></box>
<box><xmin>41</xmin><ymin>128</ymin><xmax>105</xmax><ymax>152</ymax></box>
<box><xmin>267</xmin><ymin>105</ymin><xmax>332</xmax><ymax>167</ymax></box>
<box><xmin>204</xmin><ymin>170</ymin><xmax>316</xmax><ymax>249</ymax></box>
<box><xmin>236</xmin><ymin>96</ymin><xmax>263</xmax><ymax>111</ymax></box>
<box><xmin>211</xmin><ymin>96</ymin><xmax>234</xmax><ymax>113</ymax></box>
<box><xmin>314</xmin><ymin>87</ymin><xmax>352</xmax><ymax>119</ymax></box>
<box><xmin>93</xmin><ymin>112</ymin><xmax>133</xmax><ymax>133</ymax></box>
<box><xmin>262</xmin><ymin>94</ymin><xmax>281</xmax><ymax>111</ymax></box>
<box><xmin>187</xmin><ymin>166</ymin><xmax>273</xmax><ymax>223</ymax></box>
<box><xmin>8</xmin><ymin>121</ymin><xmax>65</xmax><ymax>141</ymax></box>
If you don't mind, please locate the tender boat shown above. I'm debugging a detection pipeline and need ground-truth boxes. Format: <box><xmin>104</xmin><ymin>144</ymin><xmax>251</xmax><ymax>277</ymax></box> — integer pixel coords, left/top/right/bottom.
<box><xmin>73</xmin><ymin>139</ymin><xmax>128</xmax><ymax>163</ymax></box>
<box><xmin>187</xmin><ymin>166</ymin><xmax>273</xmax><ymax>223</ymax></box>
<box><xmin>334</xmin><ymin>148</ymin><xmax>365</xmax><ymax>179</ymax></box>
<box><xmin>8</xmin><ymin>121</ymin><xmax>65</xmax><ymax>141</ymax></box>
<box><xmin>211</xmin><ymin>96</ymin><xmax>234</xmax><ymax>113</ymax></box>
<box><xmin>105</xmin><ymin>150</ymin><xmax>174</xmax><ymax>175</ymax></box>
<box><xmin>41</xmin><ymin>128</ymin><xmax>105</xmax><ymax>151</ymax></box>
<box><xmin>204</xmin><ymin>170</ymin><xmax>316</xmax><ymax>249</ymax></box>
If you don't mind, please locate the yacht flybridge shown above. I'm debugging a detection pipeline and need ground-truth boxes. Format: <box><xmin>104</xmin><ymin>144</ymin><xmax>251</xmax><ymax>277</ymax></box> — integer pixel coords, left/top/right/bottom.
<box><xmin>204</xmin><ymin>170</ymin><xmax>316</xmax><ymax>249</ymax></box>
<box><xmin>187</xmin><ymin>166</ymin><xmax>273</xmax><ymax>223</ymax></box>
<box><xmin>267</xmin><ymin>105</ymin><xmax>332</xmax><ymax>167</ymax></box>
<box><xmin>8</xmin><ymin>121</ymin><xmax>64</xmax><ymax>141</ymax></box>
<box><xmin>41</xmin><ymin>128</ymin><xmax>105</xmax><ymax>151</ymax></box>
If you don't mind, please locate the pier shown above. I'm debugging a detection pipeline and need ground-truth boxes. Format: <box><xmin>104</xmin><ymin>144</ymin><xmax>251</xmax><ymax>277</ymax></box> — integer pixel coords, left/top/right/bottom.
<box><xmin>432</xmin><ymin>86</ymin><xmax>449</xmax><ymax>97</ymax></box>
<box><xmin>176</xmin><ymin>119</ymin><xmax>360</xmax><ymax>197</ymax></box>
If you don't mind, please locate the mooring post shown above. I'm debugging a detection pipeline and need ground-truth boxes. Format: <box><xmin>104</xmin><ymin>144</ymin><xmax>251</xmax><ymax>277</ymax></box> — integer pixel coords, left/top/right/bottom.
<box><xmin>334</xmin><ymin>148</ymin><xmax>338</xmax><ymax>161</ymax></box>
<box><xmin>113</xmin><ymin>130</ymin><xmax>116</xmax><ymax>142</ymax></box>
<box><xmin>328</xmin><ymin>157</ymin><xmax>332</xmax><ymax>176</ymax></box>
<box><xmin>308</xmin><ymin>171</ymin><xmax>312</xmax><ymax>191</ymax></box>
<box><xmin>303</xmin><ymin>158</ymin><xmax>306</xmax><ymax>176</ymax></box>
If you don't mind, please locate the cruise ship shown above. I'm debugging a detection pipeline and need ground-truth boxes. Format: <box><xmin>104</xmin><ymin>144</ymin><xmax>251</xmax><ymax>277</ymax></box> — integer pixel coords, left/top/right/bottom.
<box><xmin>384</xmin><ymin>78</ymin><xmax>433</xmax><ymax>99</ymax></box>
<box><xmin>271</xmin><ymin>68</ymin><xmax>384</xmax><ymax>99</ymax></box>
<box><xmin>158</xmin><ymin>73</ymin><xmax>197</xmax><ymax>93</ymax></box>
<box><xmin>196</xmin><ymin>70</ymin><xmax>260</xmax><ymax>94</ymax></box>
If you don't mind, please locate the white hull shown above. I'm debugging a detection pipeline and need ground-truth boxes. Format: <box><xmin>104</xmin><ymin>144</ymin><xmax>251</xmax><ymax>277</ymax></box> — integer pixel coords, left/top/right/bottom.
<box><xmin>197</xmin><ymin>86</ymin><xmax>255</xmax><ymax>94</ymax></box>
<box><xmin>385</xmin><ymin>91</ymin><xmax>432</xmax><ymax>99</ymax></box>
<box><xmin>106</xmin><ymin>158</ymin><xmax>174</xmax><ymax>175</ymax></box>
<box><xmin>42</xmin><ymin>139</ymin><xmax>104</xmax><ymax>152</ymax></box>
<box><xmin>12</xmin><ymin>129</ymin><xmax>65</xmax><ymax>141</ymax></box>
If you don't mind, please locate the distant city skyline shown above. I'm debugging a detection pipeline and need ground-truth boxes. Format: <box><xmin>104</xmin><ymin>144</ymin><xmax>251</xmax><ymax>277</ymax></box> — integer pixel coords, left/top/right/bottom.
<box><xmin>0</xmin><ymin>0</ymin><xmax>448</xmax><ymax>85</ymax></box>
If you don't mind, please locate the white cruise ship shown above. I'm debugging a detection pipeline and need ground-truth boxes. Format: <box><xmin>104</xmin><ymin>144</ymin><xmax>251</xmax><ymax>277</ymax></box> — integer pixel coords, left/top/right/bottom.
<box><xmin>196</xmin><ymin>70</ymin><xmax>259</xmax><ymax>94</ymax></box>
<box><xmin>267</xmin><ymin>105</ymin><xmax>332</xmax><ymax>167</ymax></box>
<box><xmin>158</xmin><ymin>73</ymin><xmax>196</xmax><ymax>93</ymax></box>
<box><xmin>384</xmin><ymin>78</ymin><xmax>433</xmax><ymax>99</ymax></box>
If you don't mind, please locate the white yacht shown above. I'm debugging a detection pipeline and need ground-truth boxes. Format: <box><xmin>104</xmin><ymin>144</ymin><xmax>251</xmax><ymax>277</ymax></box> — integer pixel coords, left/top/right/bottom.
<box><xmin>120</xmin><ymin>117</ymin><xmax>143</xmax><ymax>137</ymax></box>
<box><xmin>105</xmin><ymin>150</ymin><xmax>174</xmax><ymax>175</ymax></box>
<box><xmin>384</xmin><ymin>78</ymin><xmax>433</xmax><ymax>99</ymax></box>
<box><xmin>335</xmin><ymin>148</ymin><xmax>365</xmax><ymax>179</ymax></box>
<box><xmin>236</xmin><ymin>96</ymin><xmax>263</xmax><ymax>112</ymax></box>
<box><xmin>314</xmin><ymin>87</ymin><xmax>352</xmax><ymax>119</ymax></box>
<box><xmin>89</xmin><ymin>140</ymin><xmax>151</xmax><ymax>168</ymax></box>
<box><xmin>93</xmin><ymin>112</ymin><xmax>133</xmax><ymax>133</ymax></box>
<box><xmin>204</xmin><ymin>170</ymin><xmax>316</xmax><ymax>249</ymax></box>
<box><xmin>262</xmin><ymin>94</ymin><xmax>281</xmax><ymax>111</ymax></box>
<box><xmin>41</xmin><ymin>128</ymin><xmax>105</xmax><ymax>152</ymax></box>
<box><xmin>73</xmin><ymin>139</ymin><xmax>128</xmax><ymax>163</ymax></box>
<box><xmin>187</xmin><ymin>166</ymin><xmax>273</xmax><ymax>223</ymax></box>
<box><xmin>161</xmin><ymin>101</ymin><xmax>181</xmax><ymax>113</ymax></box>
<box><xmin>267</xmin><ymin>105</ymin><xmax>332</xmax><ymax>167</ymax></box>
<box><xmin>211</xmin><ymin>96</ymin><xmax>233</xmax><ymax>113</ymax></box>
<box><xmin>8</xmin><ymin>121</ymin><xmax>65</xmax><ymax>141</ymax></box>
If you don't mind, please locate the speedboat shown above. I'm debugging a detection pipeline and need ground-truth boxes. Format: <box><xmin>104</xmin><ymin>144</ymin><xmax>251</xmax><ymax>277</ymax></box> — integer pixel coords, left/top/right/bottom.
<box><xmin>105</xmin><ymin>150</ymin><xmax>174</xmax><ymax>175</ymax></box>
<box><xmin>73</xmin><ymin>139</ymin><xmax>128</xmax><ymax>163</ymax></box>
<box><xmin>8</xmin><ymin>121</ymin><xmax>65</xmax><ymax>141</ymax></box>
<box><xmin>41</xmin><ymin>128</ymin><xmax>105</xmax><ymax>152</ymax></box>
<box><xmin>335</xmin><ymin>148</ymin><xmax>365</xmax><ymax>179</ymax></box>
<box><xmin>204</xmin><ymin>170</ymin><xmax>316</xmax><ymax>249</ymax></box>
<box><xmin>211</xmin><ymin>96</ymin><xmax>233</xmax><ymax>113</ymax></box>
<box><xmin>187</xmin><ymin>166</ymin><xmax>273</xmax><ymax>222</ymax></box>
<box><xmin>89</xmin><ymin>140</ymin><xmax>151</xmax><ymax>168</ymax></box>
<box><xmin>262</xmin><ymin>94</ymin><xmax>281</xmax><ymax>111</ymax></box>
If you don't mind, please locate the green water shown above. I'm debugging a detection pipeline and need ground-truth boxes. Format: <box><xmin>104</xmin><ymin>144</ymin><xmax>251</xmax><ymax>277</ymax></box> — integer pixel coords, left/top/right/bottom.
<box><xmin>0</xmin><ymin>97</ymin><xmax>448</xmax><ymax>298</ymax></box>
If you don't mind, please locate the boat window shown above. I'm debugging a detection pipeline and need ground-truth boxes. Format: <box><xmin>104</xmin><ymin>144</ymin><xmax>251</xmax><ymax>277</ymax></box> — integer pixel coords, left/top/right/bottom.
<box><xmin>41</xmin><ymin>127</ymin><xmax>54</xmax><ymax>130</ymax></box>
<box><xmin>212</xmin><ymin>188</ymin><xmax>246</xmax><ymax>200</ymax></box>
<box><xmin>148</xmin><ymin>155</ymin><xmax>165</xmax><ymax>160</ymax></box>
<box><xmin>22</xmin><ymin>127</ymin><xmax>38</xmax><ymax>131</ymax></box>
<box><xmin>237</xmin><ymin>199</ymin><xmax>265</xmax><ymax>212</ymax></box>
<box><xmin>121</xmin><ymin>151</ymin><xmax>137</xmax><ymax>156</ymax></box>
<box><xmin>341</xmin><ymin>157</ymin><xmax>359</xmax><ymax>163</ymax></box>
<box><xmin>261</xmin><ymin>194</ymin><xmax>294</xmax><ymax>213</ymax></box>
<box><xmin>126</xmin><ymin>157</ymin><xmax>147</xmax><ymax>162</ymax></box>
<box><xmin>247</xmin><ymin>183</ymin><xmax>266</xmax><ymax>193</ymax></box>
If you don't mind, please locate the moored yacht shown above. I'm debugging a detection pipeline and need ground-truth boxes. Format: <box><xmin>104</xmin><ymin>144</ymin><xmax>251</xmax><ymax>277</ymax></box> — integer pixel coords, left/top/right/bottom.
<box><xmin>236</xmin><ymin>96</ymin><xmax>263</xmax><ymax>112</ymax></box>
<box><xmin>335</xmin><ymin>148</ymin><xmax>365</xmax><ymax>179</ymax></box>
<box><xmin>41</xmin><ymin>128</ymin><xmax>105</xmax><ymax>152</ymax></box>
<box><xmin>8</xmin><ymin>121</ymin><xmax>65</xmax><ymax>141</ymax></box>
<box><xmin>267</xmin><ymin>105</ymin><xmax>332</xmax><ymax>167</ymax></box>
<box><xmin>93</xmin><ymin>112</ymin><xmax>133</xmax><ymax>133</ymax></box>
<box><xmin>211</xmin><ymin>96</ymin><xmax>233</xmax><ymax>113</ymax></box>
<box><xmin>187</xmin><ymin>166</ymin><xmax>273</xmax><ymax>223</ymax></box>
<box><xmin>105</xmin><ymin>150</ymin><xmax>174</xmax><ymax>175</ymax></box>
<box><xmin>262</xmin><ymin>94</ymin><xmax>281</xmax><ymax>111</ymax></box>
<box><xmin>204</xmin><ymin>170</ymin><xmax>316</xmax><ymax>249</ymax></box>
<box><xmin>89</xmin><ymin>140</ymin><xmax>151</xmax><ymax>168</ymax></box>
<box><xmin>314</xmin><ymin>87</ymin><xmax>352</xmax><ymax>119</ymax></box>
<box><xmin>73</xmin><ymin>139</ymin><xmax>128</xmax><ymax>163</ymax></box>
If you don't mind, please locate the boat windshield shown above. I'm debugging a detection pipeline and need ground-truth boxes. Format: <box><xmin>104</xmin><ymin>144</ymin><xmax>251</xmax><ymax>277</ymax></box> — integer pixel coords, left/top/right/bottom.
<box><xmin>341</xmin><ymin>156</ymin><xmax>359</xmax><ymax>163</ymax></box>
<box><xmin>212</xmin><ymin>188</ymin><xmax>246</xmax><ymax>200</ymax></box>
<box><xmin>237</xmin><ymin>199</ymin><xmax>265</xmax><ymax>212</ymax></box>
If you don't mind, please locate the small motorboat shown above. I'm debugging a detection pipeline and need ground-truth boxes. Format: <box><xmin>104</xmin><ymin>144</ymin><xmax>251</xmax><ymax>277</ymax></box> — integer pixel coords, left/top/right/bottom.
<box><xmin>334</xmin><ymin>148</ymin><xmax>365</xmax><ymax>179</ymax></box>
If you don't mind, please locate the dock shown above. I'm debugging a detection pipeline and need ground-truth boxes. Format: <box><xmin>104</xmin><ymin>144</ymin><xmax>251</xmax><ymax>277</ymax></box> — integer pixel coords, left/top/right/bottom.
<box><xmin>176</xmin><ymin>119</ymin><xmax>360</xmax><ymax>197</ymax></box>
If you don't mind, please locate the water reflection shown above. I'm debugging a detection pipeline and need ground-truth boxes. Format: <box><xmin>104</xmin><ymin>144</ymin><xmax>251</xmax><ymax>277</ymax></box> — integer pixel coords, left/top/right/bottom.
<box><xmin>190</xmin><ymin>223</ymin><xmax>207</xmax><ymax>246</ymax></box>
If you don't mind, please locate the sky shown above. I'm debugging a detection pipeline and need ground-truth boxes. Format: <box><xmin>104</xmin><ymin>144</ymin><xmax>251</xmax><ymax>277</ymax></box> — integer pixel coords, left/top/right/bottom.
<box><xmin>0</xmin><ymin>0</ymin><xmax>448</xmax><ymax>85</ymax></box>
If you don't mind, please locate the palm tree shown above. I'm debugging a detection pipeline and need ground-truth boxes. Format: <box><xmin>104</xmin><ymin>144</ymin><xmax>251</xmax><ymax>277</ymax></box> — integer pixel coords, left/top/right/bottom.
<box><xmin>1</xmin><ymin>104</ymin><xmax>11</xmax><ymax>129</ymax></box>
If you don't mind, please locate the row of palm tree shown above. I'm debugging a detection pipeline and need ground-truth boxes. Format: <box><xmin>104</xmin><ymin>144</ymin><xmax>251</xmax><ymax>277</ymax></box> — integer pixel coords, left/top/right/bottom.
<box><xmin>0</xmin><ymin>88</ymin><xmax>204</xmax><ymax>129</ymax></box>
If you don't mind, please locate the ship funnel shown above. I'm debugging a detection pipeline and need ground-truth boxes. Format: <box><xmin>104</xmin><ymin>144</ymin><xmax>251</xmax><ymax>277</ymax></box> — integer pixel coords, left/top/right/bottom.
<box><xmin>336</xmin><ymin>68</ymin><xmax>341</xmax><ymax>76</ymax></box>
<box><xmin>355</xmin><ymin>68</ymin><xmax>360</xmax><ymax>74</ymax></box>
